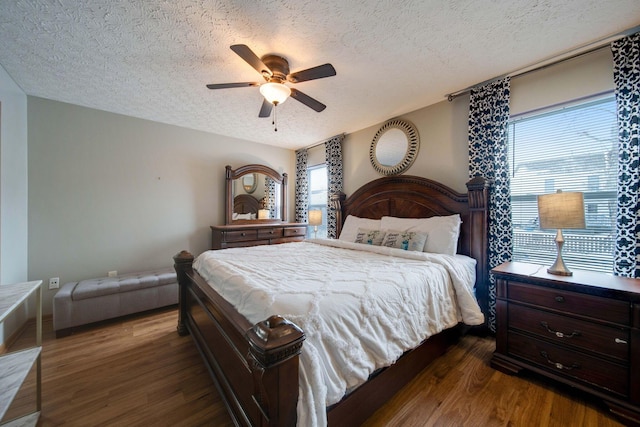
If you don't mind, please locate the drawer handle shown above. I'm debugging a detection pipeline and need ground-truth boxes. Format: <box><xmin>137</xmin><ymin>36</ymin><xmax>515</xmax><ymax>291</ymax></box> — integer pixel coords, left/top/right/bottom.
<box><xmin>615</xmin><ymin>338</ymin><xmax>628</xmax><ymax>344</ymax></box>
<box><xmin>269</xmin><ymin>231</ymin><xmax>274</xmax><ymax>234</ymax></box>
<box><xmin>540</xmin><ymin>351</ymin><xmax>580</xmax><ymax>371</ymax></box>
<box><xmin>540</xmin><ymin>321</ymin><xmax>581</xmax><ymax>339</ymax></box>
<box><xmin>554</xmin><ymin>296</ymin><xmax>565</xmax><ymax>303</ymax></box>
<box><xmin>241</xmin><ymin>232</ymin><xmax>246</xmax><ymax>236</ymax></box>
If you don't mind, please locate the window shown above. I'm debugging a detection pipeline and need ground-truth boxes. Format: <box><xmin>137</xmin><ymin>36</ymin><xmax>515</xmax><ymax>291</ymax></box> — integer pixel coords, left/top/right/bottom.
<box><xmin>307</xmin><ymin>164</ymin><xmax>328</xmax><ymax>238</ymax></box>
<box><xmin>509</xmin><ymin>96</ymin><xmax>617</xmax><ymax>273</ymax></box>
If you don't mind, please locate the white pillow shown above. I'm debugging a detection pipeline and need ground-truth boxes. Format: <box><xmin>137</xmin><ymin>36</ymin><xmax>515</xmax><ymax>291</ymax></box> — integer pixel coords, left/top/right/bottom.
<box><xmin>339</xmin><ymin>215</ymin><xmax>381</xmax><ymax>242</ymax></box>
<box><xmin>380</xmin><ymin>215</ymin><xmax>462</xmax><ymax>255</ymax></box>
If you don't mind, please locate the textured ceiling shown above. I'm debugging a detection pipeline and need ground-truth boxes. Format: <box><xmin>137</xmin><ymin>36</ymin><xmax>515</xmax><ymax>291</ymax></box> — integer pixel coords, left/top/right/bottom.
<box><xmin>0</xmin><ymin>1</ymin><xmax>639</xmax><ymax>149</ymax></box>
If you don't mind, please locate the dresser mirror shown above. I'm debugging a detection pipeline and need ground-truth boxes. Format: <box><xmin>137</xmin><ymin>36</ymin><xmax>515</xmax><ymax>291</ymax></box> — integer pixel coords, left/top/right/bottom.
<box><xmin>225</xmin><ymin>164</ymin><xmax>288</xmax><ymax>224</ymax></box>
<box><xmin>369</xmin><ymin>118</ymin><xmax>420</xmax><ymax>175</ymax></box>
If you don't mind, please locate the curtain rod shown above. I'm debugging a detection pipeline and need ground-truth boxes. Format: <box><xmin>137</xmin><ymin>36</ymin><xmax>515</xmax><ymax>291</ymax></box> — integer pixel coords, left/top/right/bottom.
<box><xmin>300</xmin><ymin>132</ymin><xmax>346</xmax><ymax>151</ymax></box>
<box><xmin>445</xmin><ymin>26</ymin><xmax>640</xmax><ymax>102</ymax></box>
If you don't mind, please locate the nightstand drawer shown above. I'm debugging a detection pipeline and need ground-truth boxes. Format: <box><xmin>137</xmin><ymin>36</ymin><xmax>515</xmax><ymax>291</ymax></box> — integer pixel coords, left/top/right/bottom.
<box><xmin>508</xmin><ymin>331</ymin><xmax>628</xmax><ymax>397</ymax></box>
<box><xmin>509</xmin><ymin>304</ymin><xmax>630</xmax><ymax>362</ymax></box>
<box><xmin>257</xmin><ymin>228</ymin><xmax>284</xmax><ymax>239</ymax></box>
<box><xmin>224</xmin><ymin>229</ymin><xmax>259</xmax><ymax>242</ymax></box>
<box><xmin>508</xmin><ymin>282</ymin><xmax>630</xmax><ymax>325</ymax></box>
<box><xmin>284</xmin><ymin>226</ymin><xmax>306</xmax><ymax>237</ymax></box>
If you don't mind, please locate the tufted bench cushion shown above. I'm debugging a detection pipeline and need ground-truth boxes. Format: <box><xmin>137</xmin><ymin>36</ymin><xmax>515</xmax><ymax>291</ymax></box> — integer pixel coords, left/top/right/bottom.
<box><xmin>53</xmin><ymin>267</ymin><xmax>178</xmax><ymax>337</ymax></box>
<box><xmin>71</xmin><ymin>269</ymin><xmax>177</xmax><ymax>300</ymax></box>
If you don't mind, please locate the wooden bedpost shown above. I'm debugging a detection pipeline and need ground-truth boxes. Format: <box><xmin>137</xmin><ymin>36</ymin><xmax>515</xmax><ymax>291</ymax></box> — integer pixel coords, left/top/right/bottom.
<box><xmin>173</xmin><ymin>250</ymin><xmax>194</xmax><ymax>336</ymax></box>
<box><xmin>465</xmin><ymin>176</ymin><xmax>491</xmax><ymax>330</ymax></box>
<box><xmin>246</xmin><ymin>315</ymin><xmax>305</xmax><ymax>427</ymax></box>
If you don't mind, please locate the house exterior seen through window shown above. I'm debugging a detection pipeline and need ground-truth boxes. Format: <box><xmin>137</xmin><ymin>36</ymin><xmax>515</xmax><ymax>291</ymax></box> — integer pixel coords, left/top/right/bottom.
<box><xmin>508</xmin><ymin>95</ymin><xmax>617</xmax><ymax>273</ymax></box>
<box><xmin>307</xmin><ymin>164</ymin><xmax>328</xmax><ymax>238</ymax></box>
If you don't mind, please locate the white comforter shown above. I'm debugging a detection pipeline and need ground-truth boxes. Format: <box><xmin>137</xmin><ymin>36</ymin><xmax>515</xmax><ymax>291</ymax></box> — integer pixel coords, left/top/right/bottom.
<box><xmin>193</xmin><ymin>239</ymin><xmax>484</xmax><ymax>427</ymax></box>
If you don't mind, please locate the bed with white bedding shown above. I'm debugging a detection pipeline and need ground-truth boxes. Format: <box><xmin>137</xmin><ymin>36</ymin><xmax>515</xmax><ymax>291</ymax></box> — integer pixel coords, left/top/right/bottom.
<box><xmin>173</xmin><ymin>175</ymin><xmax>490</xmax><ymax>427</ymax></box>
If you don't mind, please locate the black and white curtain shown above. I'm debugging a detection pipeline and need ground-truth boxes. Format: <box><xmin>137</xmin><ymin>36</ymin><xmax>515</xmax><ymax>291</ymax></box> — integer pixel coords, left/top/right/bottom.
<box><xmin>264</xmin><ymin>177</ymin><xmax>277</xmax><ymax>219</ymax></box>
<box><xmin>295</xmin><ymin>148</ymin><xmax>308</xmax><ymax>223</ymax></box>
<box><xmin>468</xmin><ymin>77</ymin><xmax>512</xmax><ymax>333</ymax></box>
<box><xmin>325</xmin><ymin>134</ymin><xmax>344</xmax><ymax>239</ymax></box>
<box><xmin>612</xmin><ymin>32</ymin><xmax>640</xmax><ymax>278</ymax></box>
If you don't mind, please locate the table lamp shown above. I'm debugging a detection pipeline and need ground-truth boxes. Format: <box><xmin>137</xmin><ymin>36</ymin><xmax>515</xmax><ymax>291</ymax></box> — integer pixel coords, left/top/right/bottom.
<box><xmin>537</xmin><ymin>190</ymin><xmax>585</xmax><ymax>276</ymax></box>
<box><xmin>308</xmin><ymin>210</ymin><xmax>322</xmax><ymax>239</ymax></box>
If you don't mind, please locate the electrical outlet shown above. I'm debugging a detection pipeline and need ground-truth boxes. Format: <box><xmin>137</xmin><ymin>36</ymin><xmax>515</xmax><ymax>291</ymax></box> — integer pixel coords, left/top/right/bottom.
<box><xmin>108</xmin><ymin>270</ymin><xmax>118</xmax><ymax>277</ymax></box>
<box><xmin>49</xmin><ymin>277</ymin><xmax>60</xmax><ymax>290</ymax></box>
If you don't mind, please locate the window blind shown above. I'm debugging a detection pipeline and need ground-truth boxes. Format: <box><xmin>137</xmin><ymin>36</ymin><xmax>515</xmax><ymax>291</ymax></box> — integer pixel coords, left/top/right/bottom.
<box><xmin>508</xmin><ymin>95</ymin><xmax>617</xmax><ymax>273</ymax></box>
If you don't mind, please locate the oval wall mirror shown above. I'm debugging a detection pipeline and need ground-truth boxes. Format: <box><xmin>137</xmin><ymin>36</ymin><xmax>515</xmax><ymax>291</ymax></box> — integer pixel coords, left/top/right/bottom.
<box><xmin>369</xmin><ymin>118</ymin><xmax>419</xmax><ymax>175</ymax></box>
<box><xmin>242</xmin><ymin>173</ymin><xmax>257</xmax><ymax>194</ymax></box>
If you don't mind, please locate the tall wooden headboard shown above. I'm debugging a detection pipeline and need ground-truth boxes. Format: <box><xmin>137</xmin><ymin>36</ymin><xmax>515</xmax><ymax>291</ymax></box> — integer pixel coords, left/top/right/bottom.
<box><xmin>331</xmin><ymin>175</ymin><xmax>491</xmax><ymax>320</ymax></box>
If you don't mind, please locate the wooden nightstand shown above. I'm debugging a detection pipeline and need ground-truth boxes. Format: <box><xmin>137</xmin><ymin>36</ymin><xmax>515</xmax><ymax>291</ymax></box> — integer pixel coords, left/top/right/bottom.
<box><xmin>490</xmin><ymin>261</ymin><xmax>640</xmax><ymax>425</ymax></box>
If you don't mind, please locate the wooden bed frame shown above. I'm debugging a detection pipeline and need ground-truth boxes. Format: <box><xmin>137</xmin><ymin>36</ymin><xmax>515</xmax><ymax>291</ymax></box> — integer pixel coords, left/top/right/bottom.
<box><xmin>173</xmin><ymin>175</ymin><xmax>490</xmax><ymax>427</ymax></box>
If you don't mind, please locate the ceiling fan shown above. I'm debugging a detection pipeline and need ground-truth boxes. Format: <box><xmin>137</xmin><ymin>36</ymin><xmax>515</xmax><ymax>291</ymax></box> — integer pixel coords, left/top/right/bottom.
<box><xmin>206</xmin><ymin>44</ymin><xmax>336</xmax><ymax>120</ymax></box>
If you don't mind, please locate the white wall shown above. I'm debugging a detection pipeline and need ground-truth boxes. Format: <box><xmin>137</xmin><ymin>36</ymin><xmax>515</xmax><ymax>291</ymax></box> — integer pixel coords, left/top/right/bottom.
<box><xmin>27</xmin><ymin>97</ymin><xmax>294</xmax><ymax>314</ymax></box>
<box><xmin>0</xmin><ymin>66</ymin><xmax>28</xmax><ymax>284</ymax></box>
<box><xmin>0</xmin><ymin>64</ymin><xmax>29</xmax><ymax>346</ymax></box>
<box><xmin>342</xmin><ymin>47</ymin><xmax>615</xmax><ymax>196</ymax></box>
<box><xmin>343</xmin><ymin>94</ymin><xmax>472</xmax><ymax>195</ymax></box>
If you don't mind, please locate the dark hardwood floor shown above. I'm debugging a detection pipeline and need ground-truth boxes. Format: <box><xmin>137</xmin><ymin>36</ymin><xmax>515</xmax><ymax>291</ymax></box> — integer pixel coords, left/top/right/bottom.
<box><xmin>4</xmin><ymin>307</ymin><xmax>625</xmax><ymax>426</ymax></box>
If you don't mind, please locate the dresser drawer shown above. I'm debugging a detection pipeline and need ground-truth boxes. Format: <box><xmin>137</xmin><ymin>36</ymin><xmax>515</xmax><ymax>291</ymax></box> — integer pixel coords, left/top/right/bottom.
<box><xmin>284</xmin><ymin>226</ymin><xmax>306</xmax><ymax>237</ymax></box>
<box><xmin>509</xmin><ymin>304</ymin><xmax>630</xmax><ymax>362</ymax></box>
<box><xmin>257</xmin><ymin>227</ymin><xmax>284</xmax><ymax>239</ymax></box>
<box><xmin>508</xmin><ymin>331</ymin><xmax>629</xmax><ymax>397</ymax></box>
<box><xmin>508</xmin><ymin>282</ymin><xmax>630</xmax><ymax>325</ymax></box>
<box><xmin>223</xmin><ymin>229</ymin><xmax>259</xmax><ymax>242</ymax></box>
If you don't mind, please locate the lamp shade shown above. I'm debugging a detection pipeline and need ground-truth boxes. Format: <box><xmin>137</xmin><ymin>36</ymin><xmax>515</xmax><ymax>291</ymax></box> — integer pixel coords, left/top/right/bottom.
<box><xmin>259</xmin><ymin>82</ymin><xmax>291</xmax><ymax>105</ymax></box>
<box><xmin>537</xmin><ymin>190</ymin><xmax>585</xmax><ymax>230</ymax></box>
<box><xmin>257</xmin><ymin>209</ymin><xmax>270</xmax><ymax>219</ymax></box>
<box><xmin>308</xmin><ymin>210</ymin><xmax>322</xmax><ymax>226</ymax></box>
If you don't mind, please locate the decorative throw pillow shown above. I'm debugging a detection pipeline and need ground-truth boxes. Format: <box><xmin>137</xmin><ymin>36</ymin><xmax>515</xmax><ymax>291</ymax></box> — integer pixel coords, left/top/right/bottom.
<box><xmin>381</xmin><ymin>230</ymin><xmax>428</xmax><ymax>251</ymax></box>
<box><xmin>354</xmin><ymin>228</ymin><xmax>386</xmax><ymax>246</ymax></box>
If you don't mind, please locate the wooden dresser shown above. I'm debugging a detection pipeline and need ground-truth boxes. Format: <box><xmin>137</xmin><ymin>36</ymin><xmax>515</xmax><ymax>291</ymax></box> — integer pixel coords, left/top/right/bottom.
<box><xmin>490</xmin><ymin>261</ymin><xmax>640</xmax><ymax>424</ymax></box>
<box><xmin>210</xmin><ymin>223</ymin><xmax>307</xmax><ymax>250</ymax></box>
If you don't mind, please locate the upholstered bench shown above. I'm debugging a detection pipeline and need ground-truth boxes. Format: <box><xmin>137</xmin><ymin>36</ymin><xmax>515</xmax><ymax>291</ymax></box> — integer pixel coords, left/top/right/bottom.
<box><xmin>53</xmin><ymin>267</ymin><xmax>178</xmax><ymax>337</ymax></box>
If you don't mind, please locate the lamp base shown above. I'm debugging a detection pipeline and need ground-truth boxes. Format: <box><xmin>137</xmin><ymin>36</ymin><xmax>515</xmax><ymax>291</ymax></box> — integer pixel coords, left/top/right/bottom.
<box><xmin>547</xmin><ymin>265</ymin><xmax>573</xmax><ymax>276</ymax></box>
<box><xmin>547</xmin><ymin>229</ymin><xmax>573</xmax><ymax>276</ymax></box>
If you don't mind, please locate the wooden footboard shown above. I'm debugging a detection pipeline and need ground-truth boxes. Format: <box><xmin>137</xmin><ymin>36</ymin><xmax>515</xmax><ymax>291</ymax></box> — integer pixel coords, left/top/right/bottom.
<box><xmin>174</xmin><ymin>251</ymin><xmax>304</xmax><ymax>426</ymax></box>
<box><xmin>175</xmin><ymin>250</ymin><xmax>461</xmax><ymax>427</ymax></box>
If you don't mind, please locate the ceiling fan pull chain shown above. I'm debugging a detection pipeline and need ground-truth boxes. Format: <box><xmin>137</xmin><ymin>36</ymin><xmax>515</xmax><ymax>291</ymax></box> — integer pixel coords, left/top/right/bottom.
<box><xmin>273</xmin><ymin>103</ymin><xmax>278</xmax><ymax>132</ymax></box>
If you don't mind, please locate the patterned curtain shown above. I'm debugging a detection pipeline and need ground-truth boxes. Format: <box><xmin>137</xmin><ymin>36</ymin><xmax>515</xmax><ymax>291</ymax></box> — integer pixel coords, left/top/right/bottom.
<box><xmin>468</xmin><ymin>77</ymin><xmax>512</xmax><ymax>333</ymax></box>
<box><xmin>295</xmin><ymin>148</ymin><xmax>308</xmax><ymax>223</ymax></box>
<box><xmin>264</xmin><ymin>177</ymin><xmax>276</xmax><ymax>219</ymax></box>
<box><xmin>325</xmin><ymin>134</ymin><xmax>344</xmax><ymax>238</ymax></box>
<box><xmin>612</xmin><ymin>32</ymin><xmax>640</xmax><ymax>278</ymax></box>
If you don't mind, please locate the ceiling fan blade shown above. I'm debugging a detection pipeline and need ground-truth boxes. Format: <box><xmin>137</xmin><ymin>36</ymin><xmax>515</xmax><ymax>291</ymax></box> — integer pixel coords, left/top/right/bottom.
<box><xmin>290</xmin><ymin>88</ymin><xmax>326</xmax><ymax>112</ymax></box>
<box><xmin>259</xmin><ymin>99</ymin><xmax>273</xmax><ymax>117</ymax></box>
<box><xmin>230</xmin><ymin>44</ymin><xmax>272</xmax><ymax>78</ymax></box>
<box><xmin>206</xmin><ymin>82</ymin><xmax>259</xmax><ymax>89</ymax></box>
<box><xmin>287</xmin><ymin>63</ymin><xmax>336</xmax><ymax>83</ymax></box>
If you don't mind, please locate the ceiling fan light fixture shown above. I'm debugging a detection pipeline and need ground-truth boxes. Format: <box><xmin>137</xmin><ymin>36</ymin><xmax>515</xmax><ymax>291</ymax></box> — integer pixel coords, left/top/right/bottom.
<box><xmin>260</xmin><ymin>82</ymin><xmax>291</xmax><ymax>105</ymax></box>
